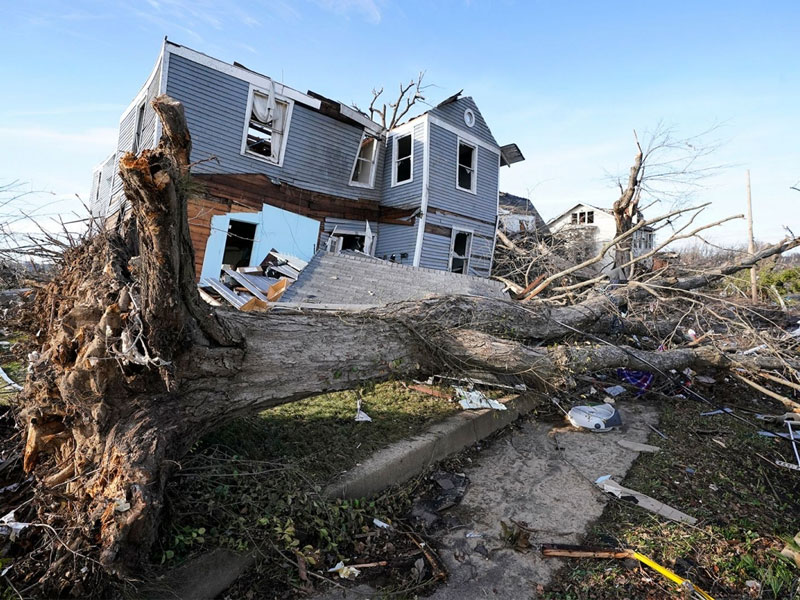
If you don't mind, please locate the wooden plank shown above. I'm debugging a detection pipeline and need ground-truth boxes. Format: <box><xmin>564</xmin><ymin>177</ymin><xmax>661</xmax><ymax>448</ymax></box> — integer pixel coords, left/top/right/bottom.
<box><xmin>222</xmin><ymin>267</ymin><xmax>269</xmax><ymax>302</ymax></box>
<box><xmin>425</xmin><ymin>222</ymin><xmax>452</xmax><ymax>238</ymax></box>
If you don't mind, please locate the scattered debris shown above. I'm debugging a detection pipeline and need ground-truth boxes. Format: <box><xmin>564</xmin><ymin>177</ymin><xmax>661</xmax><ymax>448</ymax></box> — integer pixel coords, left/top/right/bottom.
<box><xmin>617</xmin><ymin>439</ymin><xmax>660</xmax><ymax>453</ymax></box>
<box><xmin>541</xmin><ymin>544</ymin><xmax>715</xmax><ymax>600</ymax></box>
<box><xmin>567</xmin><ymin>404</ymin><xmax>622</xmax><ymax>431</ymax></box>
<box><xmin>431</xmin><ymin>471</ymin><xmax>469</xmax><ymax>511</ymax></box>
<box><xmin>700</xmin><ymin>407</ymin><xmax>733</xmax><ymax>416</ymax></box>
<box><xmin>780</xmin><ymin>532</ymin><xmax>800</xmax><ymax>568</ymax></box>
<box><xmin>328</xmin><ymin>561</ymin><xmax>361</xmax><ymax>580</ymax></box>
<box><xmin>372</xmin><ymin>518</ymin><xmax>391</xmax><ymax>530</ymax></box>
<box><xmin>775</xmin><ymin>420</ymin><xmax>800</xmax><ymax>471</ymax></box>
<box><xmin>616</xmin><ymin>368</ymin><xmax>654</xmax><ymax>395</ymax></box>
<box><xmin>0</xmin><ymin>510</ymin><xmax>30</xmax><ymax>541</ymax></box>
<box><xmin>695</xmin><ymin>375</ymin><xmax>716</xmax><ymax>384</ymax></box>
<box><xmin>0</xmin><ymin>365</ymin><xmax>22</xmax><ymax>392</ymax></box>
<box><xmin>603</xmin><ymin>385</ymin><xmax>626</xmax><ymax>397</ymax></box>
<box><xmin>454</xmin><ymin>387</ymin><xmax>506</xmax><ymax>411</ymax></box>
<box><xmin>354</xmin><ymin>397</ymin><xmax>372</xmax><ymax>422</ymax></box>
<box><xmin>648</xmin><ymin>423</ymin><xmax>669</xmax><ymax>439</ymax></box>
<box><xmin>405</xmin><ymin>382</ymin><xmax>452</xmax><ymax>399</ymax></box>
<box><xmin>594</xmin><ymin>475</ymin><xmax>697</xmax><ymax>525</ymax></box>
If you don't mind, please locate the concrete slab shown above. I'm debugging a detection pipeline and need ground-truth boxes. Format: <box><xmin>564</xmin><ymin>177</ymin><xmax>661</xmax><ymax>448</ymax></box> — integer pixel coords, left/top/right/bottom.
<box><xmin>316</xmin><ymin>402</ymin><xmax>660</xmax><ymax>599</ymax></box>
<box><xmin>325</xmin><ymin>395</ymin><xmax>538</xmax><ymax>500</ymax></box>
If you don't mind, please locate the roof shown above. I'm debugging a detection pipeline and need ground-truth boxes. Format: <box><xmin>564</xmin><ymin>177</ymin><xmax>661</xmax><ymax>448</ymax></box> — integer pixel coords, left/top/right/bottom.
<box><xmin>498</xmin><ymin>192</ymin><xmax>549</xmax><ymax>233</ymax></box>
<box><xmin>279</xmin><ymin>251</ymin><xmax>508</xmax><ymax>305</ymax></box>
<box><xmin>546</xmin><ymin>203</ymin><xmax>613</xmax><ymax>225</ymax></box>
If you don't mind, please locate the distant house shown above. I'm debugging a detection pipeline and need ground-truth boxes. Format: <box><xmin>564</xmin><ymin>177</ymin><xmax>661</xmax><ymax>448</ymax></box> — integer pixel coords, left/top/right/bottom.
<box><xmin>497</xmin><ymin>192</ymin><xmax>549</xmax><ymax>236</ymax></box>
<box><xmin>89</xmin><ymin>40</ymin><xmax>525</xmax><ymax>284</ymax></box>
<box><xmin>547</xmin><ymin>203</ymin><xmax>655</xmax><ymax>272</ymax></box>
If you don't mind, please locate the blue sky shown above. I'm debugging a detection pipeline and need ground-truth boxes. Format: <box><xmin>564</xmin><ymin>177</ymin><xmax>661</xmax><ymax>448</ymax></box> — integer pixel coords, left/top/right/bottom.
<box><xmin>1</xmin><ymin>0</ymin><xmax>798</xmax><ymax>243</ymax></box>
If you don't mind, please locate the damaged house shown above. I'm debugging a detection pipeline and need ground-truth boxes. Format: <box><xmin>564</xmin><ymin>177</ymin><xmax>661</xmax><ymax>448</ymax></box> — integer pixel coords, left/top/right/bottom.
<box><xmin>89</xmin><ymin>40</ymin><xmax>524</xmax><ymax>303</ymax></box>
<box><xmin>547</xmin><ymin>203</ymin><xmax>655</xmax><ymax>273</ymax></box>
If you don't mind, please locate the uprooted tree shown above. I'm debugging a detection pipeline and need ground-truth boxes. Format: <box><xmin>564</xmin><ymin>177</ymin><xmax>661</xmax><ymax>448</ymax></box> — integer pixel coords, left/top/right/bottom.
<box><xmin>13</xmin><ymin>96</ymin><xmax>800</xmax><ymax>595</ymax></box>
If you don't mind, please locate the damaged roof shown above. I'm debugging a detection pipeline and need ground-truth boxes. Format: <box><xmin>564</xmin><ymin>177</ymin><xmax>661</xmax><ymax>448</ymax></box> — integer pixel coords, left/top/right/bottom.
<box><xmin>279</xmin><ymin>251</ymin><xmax>508</xmax><ymax>306</ymax></box>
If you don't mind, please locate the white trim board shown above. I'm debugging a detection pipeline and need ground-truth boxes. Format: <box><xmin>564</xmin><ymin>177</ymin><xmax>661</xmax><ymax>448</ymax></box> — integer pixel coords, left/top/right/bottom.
<box><xmin>165</xmin><ymin>42</ymin><xmax>321</xmax><ymax>110</ymax></box>
<box><xmin>239</xmin><ymin>84</ymin><xmax>295</xmax><ymax>168</ymax></box>
<box><xmin>427</xmin><ymin>115</ymin><xmax>500</xmax><ymax>156</ymax></box>
<box><xmin>120</xmin><ymin>46</ymin><xmax>165</xmax><ymax>123</ymax></box>
<box><xmin>413</xmin><ymin>118</ymin><xmax>430</xmax><ymax>267</ymax></box>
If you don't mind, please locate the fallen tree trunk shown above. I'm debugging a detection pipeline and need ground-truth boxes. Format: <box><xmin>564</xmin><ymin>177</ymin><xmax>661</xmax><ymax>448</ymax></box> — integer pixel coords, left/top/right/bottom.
<box><xmin>14</xmin><ymin>96</ymin><xmax>799</xmax><ymax>595</ymax></box>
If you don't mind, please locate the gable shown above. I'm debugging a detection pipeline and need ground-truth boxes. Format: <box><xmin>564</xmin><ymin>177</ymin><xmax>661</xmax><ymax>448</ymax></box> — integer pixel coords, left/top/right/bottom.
<box><xmin>428</xmin><ymin>96</ymin><xmax>498</xmax><ymax>148</ymax></box>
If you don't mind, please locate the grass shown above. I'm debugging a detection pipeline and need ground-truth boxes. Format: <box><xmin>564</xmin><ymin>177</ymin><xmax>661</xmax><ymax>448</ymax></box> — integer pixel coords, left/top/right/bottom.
<box><xmin>156</xmin><ymin>380</ymin><xmax>461</xmax><ymax>597</ymax></box>
<box><xmin>544</xmin><ymin>375</ymin><xmax>800</xmax><ymax>599</ymax></box>
<box><xmin>202</xmin><ymin>380</ymin><xmax>460</xmax><ymax>481</ymax></box>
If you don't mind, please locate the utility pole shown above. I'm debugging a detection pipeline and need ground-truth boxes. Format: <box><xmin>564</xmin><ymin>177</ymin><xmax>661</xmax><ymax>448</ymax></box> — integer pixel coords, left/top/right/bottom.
<box><xmin>746</xmin><ymin>170</ymin><xmax>757</xmax><ymax>302</ymax></box>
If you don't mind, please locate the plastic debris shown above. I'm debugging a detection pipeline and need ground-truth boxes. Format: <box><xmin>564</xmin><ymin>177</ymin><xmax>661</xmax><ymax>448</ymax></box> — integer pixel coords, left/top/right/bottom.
<box><xmin>595</xmin><ymin>475</ymin><xmax>697</xmax><ymax>525</ymax></box>
<box><xmin>465</xmin><ymin>531</ymin><xmax>484</xmax><ymax>538</ymax></box>
<box><xmin>0</xmin><ymin>510</ymin><xmax>30</xmax><ymax>541</ymax></box>
<box><xmin>454</xmin><ymin>387</ymin><xmax>506</xmax><ymax>411</ymax></box>
<box><xmin>617</xmin><ymin>439</ymin><xmax>660</xmax><ymax>453</ymax></box>
<box><xmin>354</xmin><ymin>397</ymin><xmax>372</xmax><ymax>422</ymax></box>
<box><xmin>0</xmin><ymin>365</ymin><xmax>22</xmax><ymax>392</ymax></box>
<box><xmin>567</xmin><ymin>404</ymin><xmax>622</xmax><ymax>431</ymax></box>
<box><xmin>373</xmin><ymin>518</ymin><xmax>391</xmax><ymax>529</ymax></box>
<box><xmin>114</xmin><ymin>498</ymin><xmax>131</xmax><ymax>513</ymax></box>
<box><xmin>695</xmin><ymin>375</ymin><xmax>716</xmax><ymax>384</ymax></box>
<box><xmin>328</xmin><ymin>561</ymin><xmax>361</xmax><ymax>580</ymax></box>
<box><xmin>616</xmin><ymin>369</ymin><xmax>654</xmax><ymax>395</ymax></box>
<box><xmin>603</xmin><ymin>385</ymin><xmax>626</xmax><ymax>397</ymax></box>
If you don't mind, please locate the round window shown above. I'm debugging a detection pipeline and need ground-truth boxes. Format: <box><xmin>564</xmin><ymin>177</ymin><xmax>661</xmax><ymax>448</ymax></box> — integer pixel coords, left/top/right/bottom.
<box><xmin>463</xmin><ymin>108</ymin><xmax>475</xmax><ymax>127</ymax></box>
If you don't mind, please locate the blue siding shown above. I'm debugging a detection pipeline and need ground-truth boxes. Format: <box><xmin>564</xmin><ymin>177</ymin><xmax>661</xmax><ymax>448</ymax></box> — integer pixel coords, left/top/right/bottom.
<box><xmin>379</xmin><ymin>121</ymin><xmax>425</xmax><ymax>209</ymax></box>
<box><xmin>421</xmin><ymin>211</ymin><xmax>495</xmax><ymax>277</ymax></box>
<box><xmin>375</xmin><ymin>223</ymin><xmax>417</xmax><ymax>266</ymax></box>
<box><xmin>428</xmin><ymin>97</ymin><xmax>498</xmax><ymax>148</ymax></box>
<box><xmin>427</xmin><ymin>123</ymin><xmax>499</xmax><ymax>223</ymax></box>
<box><xmin>108</xmin><ymin>62</ymin><xmax>162</xmax><ymax>215</ymax></box>
<box><xmin>165</xmin><ymin>54</ymin><xmax>382</xmax><ymax>202</ymax></box>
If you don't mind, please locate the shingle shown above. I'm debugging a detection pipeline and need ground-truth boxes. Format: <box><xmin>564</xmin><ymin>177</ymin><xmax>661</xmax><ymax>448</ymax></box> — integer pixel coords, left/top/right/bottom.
<box><xmin>279</xmin><ymin>250</ymin><xmax>507</xmax><ymax>305</ymax></box>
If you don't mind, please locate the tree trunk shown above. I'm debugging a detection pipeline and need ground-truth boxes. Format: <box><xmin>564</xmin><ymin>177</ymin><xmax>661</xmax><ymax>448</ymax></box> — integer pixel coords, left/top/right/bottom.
<box><xmin>14</xmin><ymin>96</ymin><xmax>797</xmax><ymax>595</ymax></box>
<box><xmin>612</xmin><ymin>139</ymin><xmax>644</xmax><ymax>275</ymax></box>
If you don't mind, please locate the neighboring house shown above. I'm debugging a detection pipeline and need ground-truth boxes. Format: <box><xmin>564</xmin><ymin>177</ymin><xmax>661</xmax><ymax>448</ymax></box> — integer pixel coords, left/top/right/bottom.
<box><xmin>90</xmin><ymin>40</ymin><xmax>525</xmax><ymax>282</ymax></box>
<box><xmin>497</xmin><ymin>192</ymin><xmax>549</xmax><ymax>236</ymax></box>
<box><xmin>547</xmin><ymin>203</ymin><xmax>655</xmax><ymax>272</ymax></box>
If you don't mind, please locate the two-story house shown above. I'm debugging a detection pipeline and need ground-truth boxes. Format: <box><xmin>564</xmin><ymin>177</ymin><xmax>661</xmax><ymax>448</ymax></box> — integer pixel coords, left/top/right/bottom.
<box><xmin>547</xmin><ymin>203</ymin><xmax>655</xmax><ymax>272</ymax></box>
<box><xmin>89</xmin><ymin>40</ymin><xmax>524</xmax><ymax>285</ymax></box>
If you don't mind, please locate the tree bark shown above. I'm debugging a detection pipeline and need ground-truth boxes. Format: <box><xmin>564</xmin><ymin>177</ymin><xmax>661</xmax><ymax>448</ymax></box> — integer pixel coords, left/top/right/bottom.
<box><xmin>14</xmin><ymin>96</ymin><xmax>797</xmax><ymax>595</ymax></box>
<box><xmin>612</xmin><ymin>137</ymin><xmax>644</xmax><ymax>275</ymax></box>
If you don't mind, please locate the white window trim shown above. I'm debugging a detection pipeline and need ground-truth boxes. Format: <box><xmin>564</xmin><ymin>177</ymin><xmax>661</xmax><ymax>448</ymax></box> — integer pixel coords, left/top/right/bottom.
<box><xmin>348</xmin><ymin>131</ymin><xmax>379</xmax><ymax>189</ymax></box>
<box><xmin>391</xmin><ymin>132</ymin><xmax>414</xmax><ymax>187</ymax></box>
<box><xmin>240</xmin><ymin>85</ymin><xmax>294</xmax><ymax>167</ymax></box>
<box><xmin>455</xmin><ymin>138</ymin><xmax>478</xmax><ymax>195</ymax></box>
<box><xmin>131</xmin><ymin>102</ymin><xmax>146</xmax><ymax>153</ymax></box>
<box><xmin>448</xmin><ymin>227</ymin><xmax>474</xmax><ymax>274</ymax></box>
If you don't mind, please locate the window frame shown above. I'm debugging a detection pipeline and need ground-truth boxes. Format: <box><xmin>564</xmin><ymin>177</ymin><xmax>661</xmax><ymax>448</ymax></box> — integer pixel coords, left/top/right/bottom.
<box><xmin>349</xmin><ymin>132</ymin><xmax>380</xmax><ymax>188</ymax></box>
<box><xmin>391</xmin><ymin>132</ymin><xmax>414</xmax><ymax>187</ymax></box>
<box><xmin>240</xmin><ymin>85</ymin><xmax>294</xmax><ymax>167</ymax></box>
<box><xmin>131</xmin><ymin>102</ymin><xmax>146</xmax><ymax>154</ymax></box>
<box><xmin>455</xmin><ymin>138</ymin><xmax>478</xmax><ymax>194</ymax></box>
<box><xmin>448</xmin><ymin>227</ymin><xmax>473</xmax><ymax>274</ymax></box>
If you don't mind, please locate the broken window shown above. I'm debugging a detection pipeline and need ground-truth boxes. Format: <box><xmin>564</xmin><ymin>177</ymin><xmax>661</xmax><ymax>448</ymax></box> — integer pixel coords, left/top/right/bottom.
<box><xmin>244</xmin><ymin>91</ymin><xmax>289</xmax><ymax>163</ymax></box>
<box><xmin>393</xmin><ymin>133</ymin><xmax>412</xmax><ymax>185</ymax></box>
<box><xmin>449</xmin><ymin>230</ymin><xmax>472</xmax><ymax>274</ymax></box>
<box><xmin>132</xmin><ymin>103</ymin><xmax>146</xmax><ymax>153</ymax></box>
<box><xmin>571</xmin><ymin>210</ymin><xmax>594</xmax><ymax>225</ymax></box>
<box><xmin>222</xmin><ymin>220</ymin><xmax>257</xmax><ymax>270</ymax></box>
<box><xmin>457</xmin><ymin>141</ymin><xmax>477</xmax><ymax>192</ymax></box>
<box><xmin>351</xmin><ymin>134</ymin><xmax>378</xmax><ymax>187</ymax></box>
